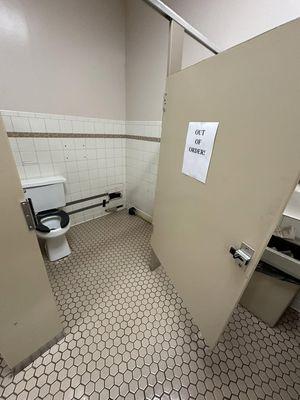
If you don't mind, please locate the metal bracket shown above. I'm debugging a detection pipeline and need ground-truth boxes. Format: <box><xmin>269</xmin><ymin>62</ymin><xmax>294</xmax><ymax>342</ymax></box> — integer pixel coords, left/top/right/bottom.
<box><xmin>142</xmin><ymin>0</ymin><xmax>220</xmax><ymax>54</ymax></box>
<box><xmin>21</xmin><ymin>199</ymin><xmax>36</xmax><ymax>231</ymax></box>
<box><xmin>230</xmin><ymin>242</ymin><xmax>255</xmax><ymax>267</ymax></box>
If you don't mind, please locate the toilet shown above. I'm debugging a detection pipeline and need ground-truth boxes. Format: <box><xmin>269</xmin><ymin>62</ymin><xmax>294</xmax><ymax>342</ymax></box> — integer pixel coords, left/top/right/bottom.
<box><xmin>21</xmin><ymin>176</ymin><xmax>71</xmax><ymax>261</ymax></box>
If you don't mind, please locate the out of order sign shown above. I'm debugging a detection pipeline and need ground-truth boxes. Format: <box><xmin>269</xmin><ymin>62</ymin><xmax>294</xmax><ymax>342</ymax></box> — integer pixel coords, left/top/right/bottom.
<box><xmin>182</xmin><ymin>122</ymin><xmax>219</xmax><ymax>183</ymax></box>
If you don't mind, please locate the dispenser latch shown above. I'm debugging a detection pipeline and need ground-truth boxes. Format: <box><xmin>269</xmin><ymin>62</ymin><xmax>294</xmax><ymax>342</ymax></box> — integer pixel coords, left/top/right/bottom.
<box><xmin>21</xmin><ymin>198</ymin><xmax>36</xmax><ymax>231</ymax></box>
<box><xmin>229</xmin><ymin>242</ymin><xmax>254</xmax><ymax>267</ymax></box>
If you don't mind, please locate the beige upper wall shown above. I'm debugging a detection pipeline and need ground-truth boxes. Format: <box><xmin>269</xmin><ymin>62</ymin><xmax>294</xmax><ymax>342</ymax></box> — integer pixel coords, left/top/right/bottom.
<box><xmin>126</xmin><ymin>0</ymin><xmax>300</xmax><ymax>121</ymax></box>
<box><xmin>125</xmin><ymin>0</ymin><xmax>169</xmax><ymax>122</ymax></box>
<box><xmin>1</xmin><ymin>0</ymin><xmax>299</xmax><ymax>121</ymax></box>
<box><xmin>0</xmin><ymin>0</ymin><xmax>126</xmax><ymax>119</ymax></box>
<box><xmin>165</xmin><ymin>0</ymin><xmax>300</xmax><ymax>51</ymax></box>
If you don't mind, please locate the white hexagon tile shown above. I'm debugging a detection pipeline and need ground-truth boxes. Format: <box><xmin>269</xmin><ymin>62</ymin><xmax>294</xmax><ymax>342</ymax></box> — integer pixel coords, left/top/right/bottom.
<box><xmin>0</xmin><ymin>210</ymin><xmax>299</xmax><ymax>400</ymax></box>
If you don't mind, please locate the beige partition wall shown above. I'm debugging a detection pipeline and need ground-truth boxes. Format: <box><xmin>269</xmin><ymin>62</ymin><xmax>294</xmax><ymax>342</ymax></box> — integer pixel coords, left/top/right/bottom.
<box><xmin>151</xmin><ymin>19</ymin><xmax>300</xmax><ymax>347</ymax></box>
<box><xmin>0</xmin><ymin>119</ymin><xmax>62</xmax><ymax>369</ymax></box>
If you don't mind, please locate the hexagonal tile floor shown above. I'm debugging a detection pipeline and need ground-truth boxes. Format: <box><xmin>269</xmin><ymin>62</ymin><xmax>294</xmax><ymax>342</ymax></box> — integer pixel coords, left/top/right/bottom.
<box><xmin>0</xmin><ymin>210</ymin><xmax>299</xmax><ymax>400</ymax></box>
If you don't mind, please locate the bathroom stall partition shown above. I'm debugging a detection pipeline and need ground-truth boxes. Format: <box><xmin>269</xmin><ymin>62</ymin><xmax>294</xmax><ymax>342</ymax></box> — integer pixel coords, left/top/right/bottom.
<box><xmin>0</xmin><ymin>119</ymin><xmax>62</xmax><ymax>369</ymax></box>
<box><xmin>150</xmin><ymin>19</ymin><xmax>300</xmax><ymax>347</ymax></box>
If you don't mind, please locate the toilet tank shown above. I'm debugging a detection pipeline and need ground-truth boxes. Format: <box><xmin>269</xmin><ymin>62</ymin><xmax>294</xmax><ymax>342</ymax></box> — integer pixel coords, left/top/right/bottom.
<box><xmin>21</xmin><ymin>176</ymin><xmax>66</xmax><ymax>213</ymax></box>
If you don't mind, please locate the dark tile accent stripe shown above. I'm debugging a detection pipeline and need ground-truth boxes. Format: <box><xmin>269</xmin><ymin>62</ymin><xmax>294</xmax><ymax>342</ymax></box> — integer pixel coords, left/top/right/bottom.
<box><xmin>126</xmin><ymin>134</ymin><xmax>160</xmax><ymax>142</ymax></box>
<box><xmin>7</xmin><ymin>132</ymin><xmax>161</xmax><ymax>142</ymax></box>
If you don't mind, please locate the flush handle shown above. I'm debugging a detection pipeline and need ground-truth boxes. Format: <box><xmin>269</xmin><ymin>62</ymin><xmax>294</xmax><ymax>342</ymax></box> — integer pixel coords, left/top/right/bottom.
<box><xmin>229</xmin><ymin>242</ymin><xmax>254</xmax><ymax>267</ymax></box>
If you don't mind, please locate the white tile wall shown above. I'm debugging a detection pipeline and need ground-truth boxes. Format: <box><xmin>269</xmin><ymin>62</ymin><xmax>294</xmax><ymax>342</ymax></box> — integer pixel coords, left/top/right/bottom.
<box><xmin>126</xmin><ymin>140</ymin><xmax>159</xmax><ymax>217</ymax></box>
<box><xmin>126</xmin><ymin>120</ymin><xmax>161</xmax><ymax>138</ymax></box>
<box><xmin>1</xmin><ymin>110</ymin><xmax>126</xmax><ymax>225</ymax></box>
<box><xmin>1</xmin><ymin>110</ymin><xmax>126</xmax><ymax>135</ymax></box>
<box><xmin>14</xmin><ymin>136</ymin><xmax>126</xmax><ymax>223</ymax></box>
<box><xmin>1</xmin><ymin>110</ymin><xmax>162</xmax><ymax>225</ymax></box>
<box><xmin>126</xmin><ymin>121</ymin><xmax>161</xmax><ymax>218</ymax></box>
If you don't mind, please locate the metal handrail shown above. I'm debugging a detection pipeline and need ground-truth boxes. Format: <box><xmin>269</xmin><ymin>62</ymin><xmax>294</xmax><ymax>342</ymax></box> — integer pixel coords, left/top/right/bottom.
<box><xmin>142</xmin><ymin>0</ymin><xmax>220</xmax><ymax>54</ymax></box>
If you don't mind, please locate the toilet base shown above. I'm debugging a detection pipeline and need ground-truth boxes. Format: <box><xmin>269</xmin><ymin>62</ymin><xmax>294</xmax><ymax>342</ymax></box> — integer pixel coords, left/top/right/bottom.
<box><xmin>45</xmin><ymin>235</ymin><xmax>71</xmax><ymax>261</ymax></box>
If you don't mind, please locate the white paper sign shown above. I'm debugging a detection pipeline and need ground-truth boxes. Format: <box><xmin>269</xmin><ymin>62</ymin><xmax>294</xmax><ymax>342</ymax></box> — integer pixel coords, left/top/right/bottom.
<box><xmin>182</xmin><ymin>122</ymin><xmax>219</xmax><ymax>183</ymax></box>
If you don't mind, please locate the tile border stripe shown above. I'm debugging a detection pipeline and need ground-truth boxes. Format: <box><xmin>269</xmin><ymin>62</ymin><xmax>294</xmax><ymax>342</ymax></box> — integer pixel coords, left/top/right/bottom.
<box><xmin>126</xmin><ymin>134</ymin><xmax>160</xmax><ymax>142</ymax></box>
<box><xmin>7</xmin><ymin>132</ymin><xmax>161</xmax><ymax>142</ymax></box>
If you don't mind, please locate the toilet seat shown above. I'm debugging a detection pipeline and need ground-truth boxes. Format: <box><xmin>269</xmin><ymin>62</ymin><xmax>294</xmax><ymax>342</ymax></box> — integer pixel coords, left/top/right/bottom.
<box><xmin>35</xmin><ymin>211</ymin><xmax>71</xmax><ymax>261</ymax></box>
<box><xmin>36</xmin><ymin>209</ymin><xmax>70</xmax><ymax>233</ymax></box>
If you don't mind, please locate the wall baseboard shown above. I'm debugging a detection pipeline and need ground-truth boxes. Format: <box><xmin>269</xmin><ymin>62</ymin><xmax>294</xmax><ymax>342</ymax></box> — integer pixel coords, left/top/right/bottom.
<box><xmin>133</xmin><ymin>207</ymin><xmax>153</xmax><ymax>224</ymax></box>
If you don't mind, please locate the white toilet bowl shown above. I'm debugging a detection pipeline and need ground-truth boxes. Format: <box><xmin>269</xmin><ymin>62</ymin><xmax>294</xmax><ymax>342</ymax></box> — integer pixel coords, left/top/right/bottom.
<box><xmin>36</xmin><ymin>210</ymin><xmax>71</xmax><ymax>262</ymax></box>
<box><xmin>21</xmin><ymin>176</ymin><xmax>71</xmax><ymax>262</ymax></box>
